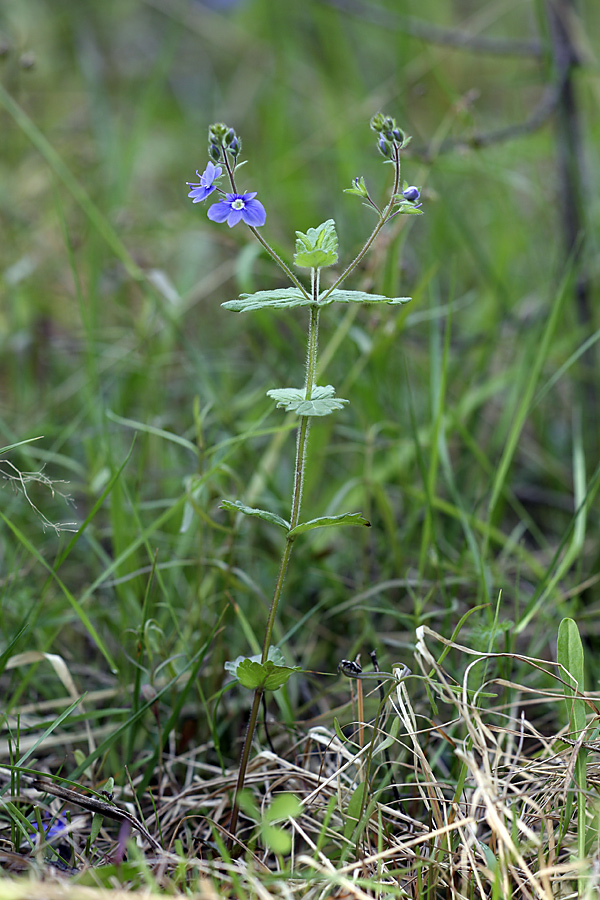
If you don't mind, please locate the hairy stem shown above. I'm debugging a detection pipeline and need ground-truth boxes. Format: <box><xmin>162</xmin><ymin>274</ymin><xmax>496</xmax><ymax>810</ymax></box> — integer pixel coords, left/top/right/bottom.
<box><xmin>229</xmin><ymin>269</ymin><xmax>321</xmax><ymax>844</ymax></box>
<box><xmin>248</xmin><ymin>226</ymin><xmax>310</xmax><ymax>298</ymax></box>
<box><xmin>322</xmin><ymin>145</ymin><xmax>402</xmax><ymax>300</ymax></box>
<box><xmin>221</xmin><ymin>148</ymin><xmax>309</xmax><ymax>297</ymax></box>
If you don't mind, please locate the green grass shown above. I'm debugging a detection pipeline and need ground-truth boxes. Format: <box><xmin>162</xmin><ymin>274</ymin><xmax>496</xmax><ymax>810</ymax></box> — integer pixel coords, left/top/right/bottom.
<box><xmin>1</xmin><ymin>0</ymin><xmax>600</xmax><ymax>896</ymax></box>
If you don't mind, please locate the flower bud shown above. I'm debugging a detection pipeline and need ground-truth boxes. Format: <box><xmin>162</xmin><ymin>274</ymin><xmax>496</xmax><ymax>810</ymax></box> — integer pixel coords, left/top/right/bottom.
<box><xmin>209</xmin><ymin>143</ymin><xmax>221</xmax><ymax>161</ymax></box>
<box><xmin>392</xmin><ymin>127</ymin><xmax>405</xmax><ymax>143</ymax></box>
<box><xmin>378</xmin><ymin>136</ymin><xmax>391</xmax><ymax>157</ymax></box>
<box><xmin>402</xmin><ymin>186</ymin><xmax>420</xmax><ymax>202</ymax></box>
<box><xmin>370</xmin><ymin>112</ymin><xmax>387</xmax><ymax>133</ymax></box>
<box><xmin>225</xmin><ymin>128</ymin><xmax>236</xmax><ymax>146</ymax></box>
<box><xmin>229</xmin><ymin>137</ymin><xmax>240</xmax><ymax>156</ymax></box>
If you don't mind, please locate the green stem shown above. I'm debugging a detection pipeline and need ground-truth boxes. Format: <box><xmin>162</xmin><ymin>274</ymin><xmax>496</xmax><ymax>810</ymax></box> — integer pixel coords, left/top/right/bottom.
<box><xmin>221</xmin><ymin>146</ymin><xmax>310</xmax><ymax>298</ymax></box>
<box><xmin>321</xmin><ymin>144</ymin><xmax>402</xmax><ymax>301</ymax></box>
<box><xmin>248</xmin><ymin>226</ymin><xmax>310</xmax><ymax>298</ymax></box>
<box><xmin>229</xmin><ymin>268</ymin><xmax>321</xmax><ymax>845</ymax></box>
<box><xmin>228</xmin><ymin>686</ymin><xmax>264</xmax><ymax>841</ymax></box>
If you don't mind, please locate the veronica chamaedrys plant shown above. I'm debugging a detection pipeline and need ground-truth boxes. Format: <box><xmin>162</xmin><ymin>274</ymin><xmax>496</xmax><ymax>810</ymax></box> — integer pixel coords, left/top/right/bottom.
<box><xmin>187</xmin><ymin>115</ymin><xmax>422</xmax><ymax>837</ymax></box>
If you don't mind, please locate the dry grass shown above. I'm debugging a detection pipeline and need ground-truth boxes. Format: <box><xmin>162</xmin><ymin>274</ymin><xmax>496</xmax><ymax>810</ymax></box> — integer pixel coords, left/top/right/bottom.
<box><xmin>3</xmin><ymin>627</ymin><xmax>600</xmax><ymax>899</ymax></box>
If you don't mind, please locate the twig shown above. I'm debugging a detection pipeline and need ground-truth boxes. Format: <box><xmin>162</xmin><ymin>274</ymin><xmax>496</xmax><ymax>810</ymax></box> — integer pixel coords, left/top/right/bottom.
<box><xmin>320</xmin><ymin>0</ymin><xmax>544</xmax><ymax>57</ymax></box>
<box><xmin>411</xmin><ymin>82</ymin><xmax>562</xmax><ymax>161</ymax></box>
<box><xmin>28</xmin><ymin>777</ymin><xmax>161</xmax><ymax>852</ymax></box>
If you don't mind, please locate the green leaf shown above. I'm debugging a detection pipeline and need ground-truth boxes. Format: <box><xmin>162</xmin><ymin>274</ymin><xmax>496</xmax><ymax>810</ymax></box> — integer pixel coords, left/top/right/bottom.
<box><xmin>391</xmin><ymin>199</ymin><xmax>424</xmax><ymax>215</ymax></box>
<box><xmin>294</xmin><ymin>219</ymin><xmax>338</xmax><ymax>269</ymax></box>
<box><xmin>236</xmin><ymin>789</ymin><xmax>260</xmax><ymax>819</ymax></box>
<box><xmin>236</xmin><ymin>659</ymin><xmax>300</xmax><ymax>691</ymax></box>
<box><xmin>343</xmin><ymin>783</ymin><xmax>370</xmax><ymax>840</ymax></box>
<box><xmin>222</xmin><ymin>288</ymin><xmax>313</xmax><ymax>313</ymax></box>
<box><xmin>89</xmin><ymin>812</ymin><xmax>104</xmax><ymax>846</ymax></box>
<box><xmin>265</xmin><ymin>793</ymin><xmax>302</xmax><ymax>823</ymax></box>
<box><xmin>224</xmin><ymin>647</ymin><xmax>300</xmax><ymax>691</ymax></box>
<box><xmin>557</xmin><ymin>617</ymin><xmax>586</xmax><ymax>737</ymax></box>
<box><xmin>267</xmin><ymin>384</ymin><xmax>349</xmax><ymax>417</ymax></box>
<box><xmin>288</xmin><ymin>511</ymin><xmax>371</xmax><ymax>539</ymax></box>
<box><xmin>225</xmin><ymin>646</ymin><xmax>285</xmax><ymax>676</ymax></box>
<box><xmin>320</xmin><ymin>289</ymin><xmax>411</xmax><ymax>306</ymax></box>
<box><xmin>261</xmin><ymin>823</ymin><xmax>291</xmax><ymax>855</ymax></box>
<box><xmin>220</xmin><ymin>499</ymin><xmax>289</xmax><ymax>530</ymax></box>
<box><xmin>557</xmin><ymin>617</ymin><xmax>588</xmax><ymax>877</ymax></box>
<box><xmin>343</xmin><ymin>176</ymin><xmax>369</xmax><ymax>199</ymax></box>
<box><xmin>333</xmin><ymin>717</ymin><xmax>347</xmax><ymax>743</ymax></box>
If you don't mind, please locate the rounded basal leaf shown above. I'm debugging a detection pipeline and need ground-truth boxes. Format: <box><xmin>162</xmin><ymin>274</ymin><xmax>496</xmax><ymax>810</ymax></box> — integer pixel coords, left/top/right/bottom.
<box><xmin>236</xmin><ymin>659</ymin><xmax>300</xmax><ymax>691</ymax></box>
<box><xmin>265</xmin><ymin>645</ymin><xmax>287</xmax><ymax>666</ymax></box>
<box><xmin>261</xmin><ymin>823</ymin><xmax>292</xmax><ymax>855</ymax></box>
<box><xmin>235</xmin><ymin>789</ymin><xmax>260</xmax><ymax>819</ymax></box>
<box><xmin>294</xmin><ymin>220</ymin><xmax>338</xmax><ymax>269</ymax></box>
<box><xmin>264</xmin><ymin>793</ymin><xmax>303</xmax><ymax>823</ymax></box>
<box><xmin>225</xmin><ymin>649</ymin><xmax>300</xmax><ymax>691</ymax></box>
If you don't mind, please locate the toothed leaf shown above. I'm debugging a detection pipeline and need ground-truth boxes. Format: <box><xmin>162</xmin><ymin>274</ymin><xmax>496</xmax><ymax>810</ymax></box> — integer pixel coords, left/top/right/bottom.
<box><xmin>222</xmin><ymin>288</ymin><xmax>314</xmax><ymax>312</ymax></box>
<box><xmin>320</xmin><ymin>290</ymin><xmax>411</xmax><ymax>306</ymax></box>
<box><xmin>287</xmin><ymin>512</ymin><xmax>371</xmax><ymax>538</ymax></box>
<box><xmin>294</xmin><ymin>219</ymin><xmax>338</xmax><ymax>269</ymax></box>
<box><xmin>267</xmin><ymin>385</ymin><xmax>348</xmax><ymax>416</ymax></box>
<box><xmin>220</xmin><ymin>500</ymin><xmax>289</xmax><ymax>530</ymax></box>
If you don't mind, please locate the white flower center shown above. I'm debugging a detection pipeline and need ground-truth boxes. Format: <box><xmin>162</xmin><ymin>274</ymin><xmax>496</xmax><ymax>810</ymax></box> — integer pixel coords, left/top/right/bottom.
<box><xmin>231</xmin><ymin>199</ymin><xmax>245</xmax><ymax>210</ymax></box>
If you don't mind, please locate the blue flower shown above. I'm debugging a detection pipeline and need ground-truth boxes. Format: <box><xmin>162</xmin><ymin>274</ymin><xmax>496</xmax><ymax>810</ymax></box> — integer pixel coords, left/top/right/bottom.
<box><xmin>29</xmin><ymin>812</ymin><xmax>70</xmax><ymax>861</ymax></box>
<box><xmin>30</xmin><ymin>812</ymin><xmax>69</xmax><ymax>844</ymax></box>
<box><xmin>186</xmin><ymin>162</ymin><xmax>223</xmax><ymax>203</ymax></box>
<box><xmin>402</xmin><ymin>186</ymin><xmax>420</xmax><ymax>203</ymax></box>
<box><xmin>207</xmin><ymin>191</ymin><xmax>266</xmax><ymax>228</ymax></box>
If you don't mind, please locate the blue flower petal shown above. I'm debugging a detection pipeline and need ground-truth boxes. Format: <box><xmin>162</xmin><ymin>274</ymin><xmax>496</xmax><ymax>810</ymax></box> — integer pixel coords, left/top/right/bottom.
<box><xmin>227</xmin><ymin>209</ymin><xmax>244</xmax><ymax>227</ymax></box>
<box><xmin>207</xmin><ymin>200</ymin><xmax>231</xmax><ymax>223</ymax></box>
<box><xmin>241</xmin><ymin>199</ymin><xmax>266</xmax><ymax>227</ymax></box>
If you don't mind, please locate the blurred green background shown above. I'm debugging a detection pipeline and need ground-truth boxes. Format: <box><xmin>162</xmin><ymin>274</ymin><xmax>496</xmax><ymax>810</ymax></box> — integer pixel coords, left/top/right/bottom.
<box><xmin>1</xmin><ymin>0</ymin><xmax>599</xmax><ymax>766</ymax></box>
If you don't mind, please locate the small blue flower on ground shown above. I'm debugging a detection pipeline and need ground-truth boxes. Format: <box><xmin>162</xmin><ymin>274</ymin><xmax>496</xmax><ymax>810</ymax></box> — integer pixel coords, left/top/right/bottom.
<box><xmin>30</xmin><ymin>812</ymin><xmax>68</xmax><ymax>843</ymax></box>
<box><xmin>207</xmin><ymin>192</ymin><xmax>266</xmax><ymax>228</ymax></box>
<box><xmin>186</xmin><ymin>161</ymin><xmax>223</xmax><ymax>202</ymax></box>
<box><xmin>402</xmin><ymin>186</ymin><xmax>420</xmax><ymax>202</ymax></box>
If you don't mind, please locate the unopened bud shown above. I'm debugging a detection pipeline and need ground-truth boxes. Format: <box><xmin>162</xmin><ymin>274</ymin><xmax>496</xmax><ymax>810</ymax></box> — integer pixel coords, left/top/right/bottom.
<box><xmin>378</xmin><ymin>136</ymin><xmax>391</xmax><ymax>157</ymax></box>
<box><xmin>402</xmin><ymin>185</ymin><xmax>420</xmax><ymax>202</ymax></box>
<box><xmin>370</xmin><ymin>112</ymin><xmax>387</xmax><ymax>133</ymax></box>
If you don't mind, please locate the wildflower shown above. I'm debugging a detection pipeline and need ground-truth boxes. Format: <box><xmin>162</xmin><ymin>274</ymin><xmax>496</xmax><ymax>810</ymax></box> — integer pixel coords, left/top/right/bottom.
<box><xmin>29</xmin><ymin>812</ymin><xmax>71</xmax><ymax>861</ymax></box>
<box><xmin>207</xmin><ymin>191</ymin><xmax>266</xmax><ymax>228</ymax></box>
<box><xmin>402</xmin><ymin>186</ymin><xmax>420</xmax><ymax>203</ymax></box>
<box><xmin>30</xmin><ymin>812</ymin><xmax>68</xmax><ymax>844</ymax></box>
<box><xmin>186</xmin><ymin>161</ymin><xmax>222</xmax><ymax>202</ymax></box>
